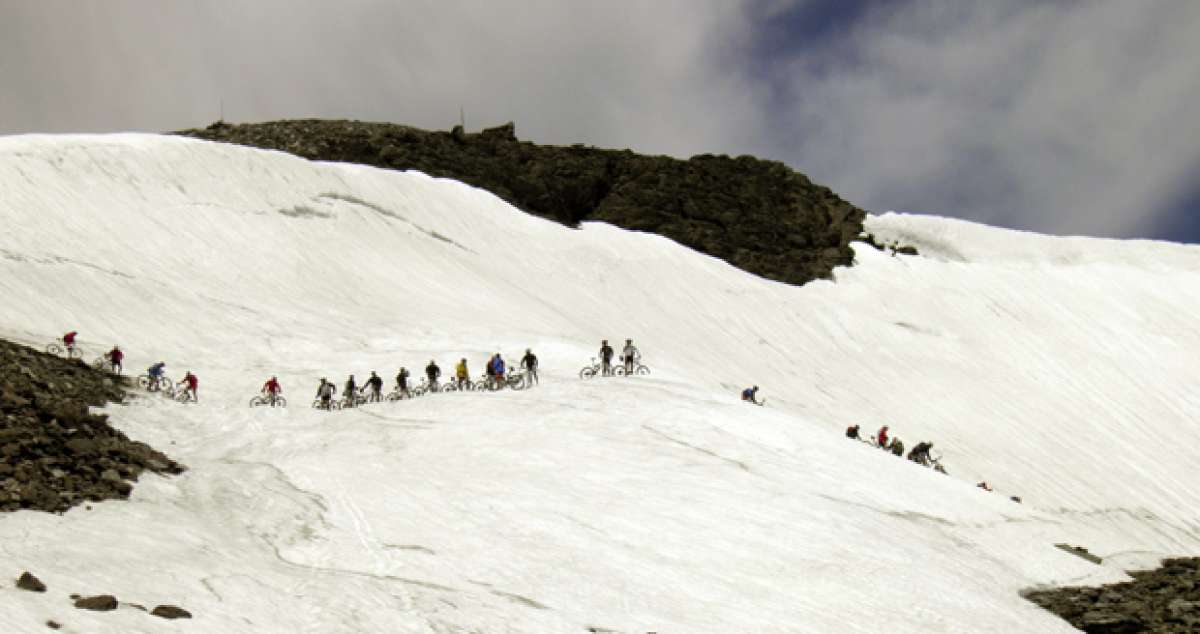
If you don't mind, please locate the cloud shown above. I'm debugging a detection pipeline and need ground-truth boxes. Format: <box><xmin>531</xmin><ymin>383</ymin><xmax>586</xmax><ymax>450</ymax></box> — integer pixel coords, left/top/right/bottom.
<box><xmin>763</xmin><ymin>0</ymin><xmax>1200</xmax><ymax>239</ymax></box>
<box><xmin>2</xmin><ymin>0</ymin><xmax>1198</xmax><ymax>241</ymax></box>
<box><xmin>0</xmin><ymin>0</ymin><xmax>765</xmax><ymax>160</ymax></box>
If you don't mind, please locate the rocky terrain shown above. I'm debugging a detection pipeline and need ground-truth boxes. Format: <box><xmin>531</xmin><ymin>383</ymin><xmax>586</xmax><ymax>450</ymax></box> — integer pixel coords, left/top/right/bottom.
<box><xmin>1024</xmin><ymin>558</ymin><xmax>1200</xmax><ymax>632</ymax></box>
<box><xmin>0</xmin><ymin>339</ymin><xmax>184</xmax><ymax>513</ymax></box>
<box><xmin>178</xmin><ymin>119</ymin><xmax>866</xmax><ymax>286</ymax></box>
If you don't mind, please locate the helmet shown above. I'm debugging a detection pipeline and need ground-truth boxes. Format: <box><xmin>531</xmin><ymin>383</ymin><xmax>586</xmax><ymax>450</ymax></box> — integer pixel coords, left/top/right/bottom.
<box><xmin>602</xmin><ymin>339</ymin><xmax>608</xmax><ymax>344</ymax></box>
<box><xmin>752</xmin><ymin>385</ymin><xmax>758</xmax><ymax>390</ymax></box>
<box><xmin>626</xmin><ymin>338</ymin><xmax>632</xmax><ymax>343</ymax></box>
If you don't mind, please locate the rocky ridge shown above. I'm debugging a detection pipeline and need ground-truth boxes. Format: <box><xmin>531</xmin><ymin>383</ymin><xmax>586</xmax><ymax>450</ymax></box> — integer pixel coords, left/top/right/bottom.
<box><xmin>1024</xmin><ymin>558</ymin><xmax>1200</xmax><ymax>632</ymax></box>
<box><xmin>0</xmin><ymin>338</ymin><xmax>184</xmax><ymax>513</ymax></box>
<box><xmin>178</xmin><ymin>119</ymin><xmax>867</xmax><ymax>287</ymax></box>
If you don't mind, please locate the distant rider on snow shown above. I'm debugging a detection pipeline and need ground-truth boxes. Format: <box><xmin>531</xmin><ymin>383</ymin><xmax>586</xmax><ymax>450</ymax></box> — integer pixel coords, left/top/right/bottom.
<box><xmin>178</xmin><ymin>371</ymin><xmax>198</xmax><ymax>402</ymax></box>
<box><xmin>315</xmin><ymin>378</ymin><xmax>336</xmax><ymax>410</ymax></box>
<box><xmin>147</xmin><ymin>361</ymin><xmax>167</xmax><ymax>391</ymax></box>
<box><xmin>599</xmin><ymin>340</ymin><xmax>614</xmax><ymax>376</ymax></box>
<box><xmin>741</xmin><ymin>385</ymin><xmax>761</xmax><ymax>405</ymax></box>
<box><xmin>395</xmin><ymin>367</ymin><xmax>411</xmax><ymax>398</ymax></box>
<box><xmin>425</xmin><ymin>360</ymin><xmax>441</xmax><ymax>391</ymax></box>
<box><xmin>521</xmin><ymin>349</ymin><xmax>538</xmax><ymax>385</ymax></box>
<box><xmin>621</xmin><ymin>339</ymin><xmax>640</xmax><ymax>374</ymax></box>
<box><xmin>107</xmin><ymin>345</ymin><xmax>124</xmax><ymax>374</ymax></box>
<box><xmin>262</xmin><ymin>376</ymin><xmax>282</xmax><ymax>406</ymax></box>
<box><xmin>344</xmin><ymin>375</ymin><xmax>357</xmax><ymax>407</ymax></box>
<box><xmin>455</xmin><ymin>358</ymin><xmax>470</xmax><ymax>390</ymax></box>
<box><xmin>365</xmin><ymin>371</ymin><xmax>383</xmax><ymax>403</ymax></box>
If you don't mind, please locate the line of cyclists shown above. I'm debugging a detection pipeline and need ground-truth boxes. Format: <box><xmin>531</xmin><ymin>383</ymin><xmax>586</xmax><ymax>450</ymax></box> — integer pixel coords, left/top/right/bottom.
<box><xmin>310</xmin><ymin>350</ymin><xmax>539</xmax><ymax>410</ymax></box>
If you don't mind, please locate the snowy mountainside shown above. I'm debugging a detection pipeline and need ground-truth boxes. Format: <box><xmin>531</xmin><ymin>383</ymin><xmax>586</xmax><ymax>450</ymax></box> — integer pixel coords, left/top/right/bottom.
<box><xmin>0</xmin><ymin>134</ymin><xmax>1198</xmax><ymax>632</ymax></box>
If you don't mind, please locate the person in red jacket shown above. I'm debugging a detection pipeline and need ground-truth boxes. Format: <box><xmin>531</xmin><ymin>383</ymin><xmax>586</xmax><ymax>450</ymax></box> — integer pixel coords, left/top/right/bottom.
<box><xmin>262</xmin><ymin>376</ymin><xmax>282</xmax><ymax>406</ymax></box>
<box><xmin>107</xmin><ymin>346</ymin><xmax>124</xmax><ymax>374</ymax></box>
<box><xmin>876</xmin><ymin>425</ymin><xmax>890</xmax><ymax>449</ymax></box>
<box><xmin>62</xmin><ymin>331</ymin><xmax>78</xmax><ymax>355</ymax></box>
<box><xmin>178</xmin><ymin>372</ymin><xmax>199</xmax><ymax>403</ymax></box>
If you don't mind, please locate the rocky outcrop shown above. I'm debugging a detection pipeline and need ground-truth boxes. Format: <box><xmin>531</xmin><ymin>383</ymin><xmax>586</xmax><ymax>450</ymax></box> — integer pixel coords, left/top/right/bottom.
<box><xmin>73</xmin><ymin>594</ymin><xmax>118</xmax><ymax>611</ymax></box>
<box><xmin>150</xmin><ymin>605</ymin><xmax>193</xmax><ymax>619</ymax></box>
<box><xmin>1023</xmin><ymin>557</ymin><xmax>1200</xmax><ymax>632</ymax></box>
<box><xmin>178</xmin><ymin>119</ymin><xmax>867</xmax><ymax>286</ymax></box>
<box><xmin>0</xmin><ymin>339</ymin><xmax>185</xmax><ymax>513</ymax></box>
<box><xmin>16</xmin><ymin>571</ymin><xmax>46</xmax><ymax>592</ymax></box>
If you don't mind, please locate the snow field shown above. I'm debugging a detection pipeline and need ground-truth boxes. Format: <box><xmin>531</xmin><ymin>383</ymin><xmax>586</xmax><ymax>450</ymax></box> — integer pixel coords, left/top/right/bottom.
<box><xmin>0</xmin><ymin>134</ymin><xmax>1197</xmax><ymax>632</ymax></box>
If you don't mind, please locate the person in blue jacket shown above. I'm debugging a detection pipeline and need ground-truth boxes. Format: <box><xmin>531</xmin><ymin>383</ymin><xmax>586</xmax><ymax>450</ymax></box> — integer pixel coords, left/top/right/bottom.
<box><xmin>492</xmin><ymin>353</ymin><xmax>506</xmax><ymax>387</ymax></box>
<box><xmin>741</xmin><ymin>385</ymin><xmax>761</xmax><ymax>405</ymax></box>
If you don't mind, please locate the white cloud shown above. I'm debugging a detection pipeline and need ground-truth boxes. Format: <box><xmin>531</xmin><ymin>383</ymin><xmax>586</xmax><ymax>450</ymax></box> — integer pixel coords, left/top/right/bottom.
<box><xmin>2</xmin><ymin>0</ymin><xmax>1197</xmax><ymax>240</ymax></box>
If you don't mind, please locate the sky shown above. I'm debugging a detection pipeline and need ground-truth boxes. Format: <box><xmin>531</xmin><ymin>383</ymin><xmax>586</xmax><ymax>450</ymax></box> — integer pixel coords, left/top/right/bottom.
<box><xmin>1</xmin><ymin>0</ymin><xmax>1198</xmax><ymax>243</ymax></box>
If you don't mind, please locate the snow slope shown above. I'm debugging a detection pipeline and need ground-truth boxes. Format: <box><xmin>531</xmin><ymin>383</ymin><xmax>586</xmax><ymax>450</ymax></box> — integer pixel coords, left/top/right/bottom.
<box><xmin>0</xmin><ymin>134</ymin><xmax>1198</xmax><ymax>633</ymax></box>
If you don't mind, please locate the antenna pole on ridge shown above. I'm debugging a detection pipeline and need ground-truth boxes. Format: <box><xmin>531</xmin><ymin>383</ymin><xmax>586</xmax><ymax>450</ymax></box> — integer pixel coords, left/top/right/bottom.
<box><xmin>460</xmin><ymin>106</ymin><xmax>465</xmax><ymax>130</ymax></box>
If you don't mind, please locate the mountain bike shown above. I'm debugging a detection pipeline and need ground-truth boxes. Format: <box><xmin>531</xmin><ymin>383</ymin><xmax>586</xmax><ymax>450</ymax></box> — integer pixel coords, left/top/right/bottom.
<box><xmin>386</xmin><ymin>386</ymin><xmax>413</xmax><ymax>402</ymax></box>
<box><xmin>249</xmin><ymin>394</ymin><xmax>287</xmax><ymax>408</ymax></box>
<box><xmin>46</xmin><ymin>341</ymin><xmax>82</xmax><ymax>359</ymax></box>
<box><xmin>138</xmin><ymin>374</ymin><xmax>174</xmax><ymax>396</ymax></box>
<box><xmin>579</xmin><ymin>357</ymin><xmax>603</xmax><ymax>379</ymax></box>
<box><xmin>613</xmin><ymin>363</ymin><xmax>650</xmax><ymax>376</ymax></box>
<box><xmin>504</xmin><ymin>368</ymin><xmax>527</xmax><ymax>390</ymax></box>
<box><xmin>312</xmin><ymin>397</ymin><xmax>342</xmax><ymax>411</ymax></box>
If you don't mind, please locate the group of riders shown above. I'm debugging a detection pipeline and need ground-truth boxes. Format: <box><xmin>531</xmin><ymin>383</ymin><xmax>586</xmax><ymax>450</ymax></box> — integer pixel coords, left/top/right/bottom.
<box><xmin>310</xmin><ymin>349</ymin><xmax>540</xmax><ymax>410</ymax></box>
<box><xmin>845</xmin><ymin>424</ymin><xmax>939</xmax><ymax>467</ymax></box>
<box><xmin>597</xmin><ymin>339</ymin><xmax>641</xmax><ymax>376</ymax></box>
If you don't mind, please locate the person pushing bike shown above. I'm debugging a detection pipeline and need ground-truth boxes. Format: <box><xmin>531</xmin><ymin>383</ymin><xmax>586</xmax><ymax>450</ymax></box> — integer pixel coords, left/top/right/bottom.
<box><xmin>599</xmin><ymin>340</ymin><xmax>614</xmax><ymax>376</ymax></box>
<box><xmin>395</xmin><ymin>367</ymin><xmax>411</xmax><ymax>398</ymax></box>
<box><xmin>178</xmin><ymin>371</ymin><xmax>198</xmax><ymax>402</ymax></box>
<box><xmin>621</xmin><ymin>339</ymin><xmax>640</xmax><ymax>375</ymax></box>
<box><xmin>344</xmin><ymin>375</ymin><xmax>357</xmax><ymax>407</ymax></box>
<box><xmin>365</xmin><ymin>371</ymin><xmax>383</xmax><ymax>402</ymax></box>
<box><xmin>521</xmin><ymin>349</ymin><xmax>538</xmax><ymax>385</ymax></box>
<box><xmin>107</xmin><ymin>345</ymin><xmax>124</xmax><ymax>374</ymax></box>
<box><xmin>455</xmin><ymin>358</ymin><xmax>469</xmax><ymax>390</ymax></box>
<box><xmin>262</xmin><ymin>376</ymin><xmax>282</xmax><ymax>406</ymax></box>
<box><xmin>315</xmin><ymin>378</ymin><xmax>336</xmax><ymax>410</ymax></box>
<box><xmin>425</xmin><ymin>360</ymin><xmax>441</xmax><ymax>391</ymax></box>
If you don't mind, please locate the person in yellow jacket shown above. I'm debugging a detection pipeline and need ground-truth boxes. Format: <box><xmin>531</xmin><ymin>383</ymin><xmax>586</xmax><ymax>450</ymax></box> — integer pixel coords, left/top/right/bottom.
<box><xmin>455</xmin><ymin>358</ymin><xmax>470</xmax><ymax>390</ymax></box>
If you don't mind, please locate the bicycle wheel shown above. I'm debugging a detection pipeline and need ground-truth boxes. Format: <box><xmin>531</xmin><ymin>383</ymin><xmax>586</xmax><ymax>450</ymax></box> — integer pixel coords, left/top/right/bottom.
<box><xmin>45</xmin><ymin>343</ymin><xmax>62</xmax><ymax>355</ymax></box>
<box><xmin>579</xmin><ymin>366</ymin><xmax>596</xmax><ymax>379</ymax></box>
<box><xmin>66</xmin><ymin>347</ymin><xmax>82</xmax><ymax>359</ymax></box>
<box><xmin>613</xmin><ymin>366</ymin><xmax>627</xmax><ymax>376</ymax></box>
<box><xmin>635</xmin><ymin>365</ymin><xmax>650</xmax><ymax>376</ymax></box>
<box><xmin>249</xmin><ymin>396</ymin><xmax>265</xmax><ymax>408</ymax></box>
<box><xmin>443</xmin><ymin>382</ymin><xmax>458</xmax><ymax>393</ymax></box>
<box><xmin>92</xmin><ymin>357</ymin><xmax>107</xmax><ymax>369</ymax></box>
<box><xmin>137</xmin><ymin>375</ymin><xmax>151</xmax><ymax>388</ymax></box>
<box><xmin>274</xmin><ymin>396</ymin><xmax>287</xmax><ymax>408</ymax></box>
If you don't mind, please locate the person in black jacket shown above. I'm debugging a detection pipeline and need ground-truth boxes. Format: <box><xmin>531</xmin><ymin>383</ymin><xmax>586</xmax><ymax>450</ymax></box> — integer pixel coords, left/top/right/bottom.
<box><xmin>365</xmin><ymin>371</ymin><xmax>384</xmax><ymax>403</ymax></box>
<box><xmin>521</xmin><ymin>348</ymin><xmax>539</xmax><ymax>385</ymax></box>
<box><xmin>396</xmin><ymin>367</ymin><xmax>411</xmax><ymax>398</ymax></box>
<box><xmin>599</xmin><ymin>340</ymin><xmax>614</xmax><ymax>376</ymax></box>
<box><xmin>344</xmin><ymin>375</ymin><xmax>357</xmax><ymax>407</ymax></box>
<box><xmin>425</xmin><ymin>360</ymin><xmax>441</xmax><ymax>392</ymax></box>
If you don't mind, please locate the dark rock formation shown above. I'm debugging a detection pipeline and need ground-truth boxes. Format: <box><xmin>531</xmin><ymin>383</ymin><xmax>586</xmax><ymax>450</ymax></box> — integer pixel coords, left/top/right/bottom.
<box><xmin>178</xmin><ymin>119</ymin><xmax>867</xmax><ymax>286</ymax></box>
<box><xmin>1024</xmin><ymin>557</ymin><xmax>1200</xmax><ymax>632</ymax></box>
<box><xmin>0</xmin><ymin>339</ymin><xmax>185</xmax><ymax>513</ymax></box>
<box><xmin>73</xmin><ymin>594</ymin><xmax>118</xmax><ymax>611</ymax></box>
<box><xmin>45</xmin><ymin>620</ymin><xmax>61</xmax><ymax>630</ymax></box>
<box><xmin>17</xmin><ymin>571</ymin><xmax>46</xmax><ymax>592</ymax></box>
<box><xmin>151</xmin><ymin>605</ymin><xmax>193</xmax><ymax>619</ymax></box>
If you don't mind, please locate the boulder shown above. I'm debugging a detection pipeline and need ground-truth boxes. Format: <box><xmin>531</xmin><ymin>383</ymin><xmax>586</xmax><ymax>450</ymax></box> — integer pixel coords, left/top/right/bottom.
<box><xmin>16</xmin><ymin>571</ymin><xmax>46</xmax><ymax>592</ymax></box>
<box><xmin>151</xmin><ymin>605</ymin><xmax>193</xmax><ymax>619</ymax></box>
<box><xmin>73</xmin><ymin>594</ymin><xmax>118</xmax><ymax>611</ymax></box>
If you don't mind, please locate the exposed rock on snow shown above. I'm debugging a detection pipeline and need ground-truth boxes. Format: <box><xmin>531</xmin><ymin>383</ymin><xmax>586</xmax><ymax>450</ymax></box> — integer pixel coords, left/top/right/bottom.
<box><xmin>179</xmin><ymin>119</ymin><xmax>865</xmax><ymax>286</ymax></box>
<box><xmin>1024</xmin><ymin>558</ymin><xmax>1200</xmax><ymax>632</ymax></box>
<box><xmin>0</xmin><ymin>339</ymin><xmax>184</xmax><ymax>513</ymax></box>
<box><xmin>15</xmin><ymin>571</ymin><xmax>46</xmax><ymax>592</ymax></box>
<box><xmin>72</xmin><ymin>594</ymin><xmax>118</xmax><ymax>611</ymax></box>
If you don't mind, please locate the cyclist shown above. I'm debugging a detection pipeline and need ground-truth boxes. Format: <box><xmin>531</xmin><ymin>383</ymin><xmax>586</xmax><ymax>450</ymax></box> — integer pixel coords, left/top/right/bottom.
<box><xmin>395</xmin><ymin>367</ymin><xmax>411</xmax><ymax>398</ymax></box>
<box><xmin>599</xmin><ymin>340</ymin><xmax>614</xmax><ymax>376</ymax></box>
<box><xmin>147</xmin><ymin>361</ymin><xmax>167</xmax><ymax>391</ymax></box>
<box><xmin>741</xmin><ymin>386</ymin><xmax>760</xmax><ymax>405</ymax></box>
<box><xmin>908</xmin><ymin>441</ymin><xmax>933</xmax><ymax>466</ymax></box>
<box><xmin>455</xmin><ymin>358</ymin><xmax>469</xmax><ymax>390</ymax></box>
<box><xmin>262</xmin><ymin>376</ymin><xmax>282</xmax><ymax>406</ymax></box>
<box><xmin>178</xmin><ymin>372</ymin><xmax>198</xmax><ymax>402</ymax></box>
<box><xmin>62</xmin><ymin>331</ymin><xmax>78</xmax><ymax>356</ymax></box>
<box><xmin>621</xmin><ymin>339</ymin><xmax>640</xmax><ymax>374</ymax></box>
<box><xmin>492</xmin><ymin>354</ymin><xmax>506</xmax><ymax>387</ymax></box>
<box><xmin>315</xmin><ymin>378</ymin><xmax>337</xmax><ymax>410</ymax></box>
<box><xmin>890</xmin><ymin>437</ymin><xmax>904</xmax><ymax>457</ymax></box>
<box><xmin>846</xmin><ymin>424</ymin><xmax>860</xmax><ymax>440</ymax></box>
<box><xmin>365</xmin><ymin>371</ymin><xmax>383</xmax><ymax>403</ymax></box>
<box><xmin>521</xmin><ymin>349</ymin><xmax>538</xmax><ymax>385</ymax></box>
<box><xmin>425</xmin><ymin>360</ymin><xmax>441</xmax><ymax>392</ymax></box>
<box><xmin>343</xmin><ymin>375</ymin><xmax>357</xmax><ymax>407</ymax></box>
<box><xmin>876</xmin><ymin>425</ymin><xmax>890</xmax><ymax>450</ymax></box>
<box><xmin>107</xmin><ymin>346</ymin><xmax>124</xmax><ymax>374</ymax></box>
